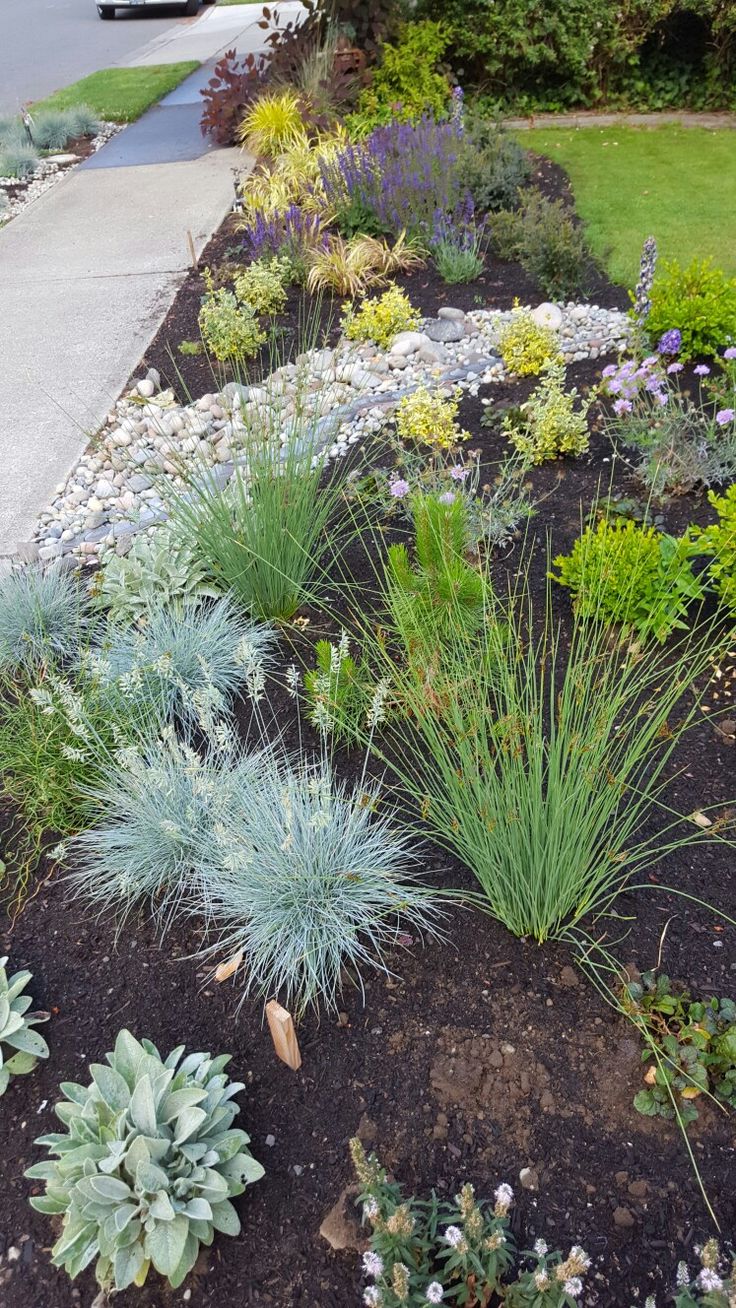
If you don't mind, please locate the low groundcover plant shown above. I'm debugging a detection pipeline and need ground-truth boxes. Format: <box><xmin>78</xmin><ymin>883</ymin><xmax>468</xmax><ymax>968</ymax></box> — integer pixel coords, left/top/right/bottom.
<box><xmin>0</xmin><ymin>956</ymin><xmax>49</xmax><ymax>1096</ymax></box>
<box><xmin>26</xmin><ymin>1029</ymin><xmax>264</xmax><ymax>1292</ymax></box>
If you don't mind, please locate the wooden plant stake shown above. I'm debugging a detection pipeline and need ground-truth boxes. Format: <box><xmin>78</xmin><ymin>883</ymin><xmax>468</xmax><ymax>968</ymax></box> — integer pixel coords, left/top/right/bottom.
<box><xmin>186</xmin><ymin>229</ymin><xmax>198</xmax><ymax>269</ymax></box>
<box><xmin>266</xmin><ymin>1000</ymin><xmax>302</xmax><ymax>1071</ymax></box>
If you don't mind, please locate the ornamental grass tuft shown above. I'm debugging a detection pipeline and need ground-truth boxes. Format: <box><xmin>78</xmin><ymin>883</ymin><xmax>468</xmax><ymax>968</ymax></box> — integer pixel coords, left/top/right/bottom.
<box><xmin>0</xmin><ymin>565</ymin><xmax>92</xmax><ymax>675</ymax></box>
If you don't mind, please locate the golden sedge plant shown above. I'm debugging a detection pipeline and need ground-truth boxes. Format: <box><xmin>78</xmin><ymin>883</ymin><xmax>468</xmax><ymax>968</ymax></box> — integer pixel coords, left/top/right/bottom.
<box><xmin>237</xmin><ymin>89</ymin><xmax>306</xmax><ymax>159</ymax></box>
<box><xmin>395</xmin><ymin>385</ymin><xmax>470</xmax><ymax>452</ymax></box>
<box><xmin>497</xmin><ymin>305</ymin><xmax>562</xmax><ymax>377</ymax></box>
<box><xmin>342</xmin><ymin>284</ymin><xmax>421</xmax><ymax>350</ymax></box>
<box><xmin>307</xmin><ymin>235</ymin><xmax>381</xmax><ymax>297</ymax></box>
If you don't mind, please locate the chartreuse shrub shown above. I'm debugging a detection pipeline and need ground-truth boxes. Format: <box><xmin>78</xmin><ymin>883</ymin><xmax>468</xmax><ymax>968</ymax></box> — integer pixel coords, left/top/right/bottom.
<box><xmin>688</xmin><ymin>483</ymin><xmax>736</xmax><ymax>615</ymax></box>
<box><xmin>92</xmin><ymin>521</ymin><xmax>221</xmax><ymax>626</ymax></box>
<box><xmin>232</xmin><ymin>257</ymin><xmax>289</xmax><ymax>316</ymax></box>
<box><xmin>342</xmin><ymin>284</ymin><xmax>421</xmax><ymax>350</ymax></box>
<box><xmin>395</xmin><ymin>385</ymin><xmax>469</xmax><ymax>452</ymax></box>
<box><xmin>624</xmin><ymin>970</ymin><xmax>736</xmax><ymax>1126</ymax></box>
<box><xmin>0</xmin><ymin>957</ymin><xmax>49</xmax><ymax>1096</ymax></box>
<box><xmin>497</xmin><ymin>307</ymin><xmax>561</xmax><ymax>377</ymax></box>
<box><xmin>0</xmin><ymin>565</ymin><xmax>92</xmax><ymax>675</ymax></box>
<box><xmin>346</xmin><ymin>21</ymin><xmax>452</xmax><ymax>136</ymax></box>
<box><xmin>26</xmin><ymin>1029</ymin><xmax>264</xmax><ymax>1292</ymax></box>
<box><xmin>358</xmin><ymin>557</ymin><xmax>725</xmax><ymax>943</ymax></box>
<box><xmin>551</xmin><ymin>518</ymin><xmax>704</xmax><ymax>643</ymax></box>
<box><xmin>236</xmin><ymin>89</ymin><xmax>305</xmax><ymax>158</ymax></box>
<box><xmin>647</xmin><ymin>259</ymin><xmax>736</xmax><ymax>361</ymax></box>
<box><xmin>198</xmin><ymin>271</ymin><xmax>266</xmax><ymax>363</ymax></box>
<box><xmin>502</xmin><ymin>360</ymin><xmax>592</xmax><ymax>463</ymax></box>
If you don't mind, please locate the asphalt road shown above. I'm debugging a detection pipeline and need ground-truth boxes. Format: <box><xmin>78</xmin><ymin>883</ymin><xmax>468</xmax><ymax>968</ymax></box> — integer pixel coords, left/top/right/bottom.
<box><xmin>0</xmin><ymin>0</ymin><xmax>202</xmax><ymax>114</ymax></box>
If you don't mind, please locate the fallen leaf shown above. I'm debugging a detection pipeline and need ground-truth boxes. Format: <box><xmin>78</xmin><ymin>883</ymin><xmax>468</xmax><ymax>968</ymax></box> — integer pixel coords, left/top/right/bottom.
<box><xmin>681</xmin><ymin>1086</ymin><xmax>702</xmax><ymax>1099</ymax></box>
<box><xmin>215</xmin><ymin>950</ymin><xmax>243</xmax><ymax>982</ymax></box>
<box><xmin>644</xmin><ymin>1065</ymin><xmax>657</xmax><ymax>1085</ymax></box>
<box><xmin>690</xmin><ymin>811</ymin><xmax>713</xmax><ymax>828</ymax></box>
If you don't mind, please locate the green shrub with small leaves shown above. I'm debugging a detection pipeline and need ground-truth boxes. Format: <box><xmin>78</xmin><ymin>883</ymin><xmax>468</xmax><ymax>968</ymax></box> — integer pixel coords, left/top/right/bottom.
<box><xmin>346</xmin><ymin>21</ymin><xmax>452</xmax><ymax>136</ymax></box>
<box><xmin>233</xmin><ymin>257</ymin><xmax>289</xmax><ymax>316</ymax></box>
<box><xmin>342</xmin><ymin>284</ymin><xmax>421</xmax><ymax>350</ymax></box>
<box><xmin>624</xmin><ymin>970</ymin><xmax>736</xmax><ymax>1126</ymax></box>
<box><xmin>198</xmin><ymin>274</ymin><xmax>266</xmax><ymax>363</ymax></box>
<box><xmin>502</xmin><ymin>360</ymin><xmax>592</xmax><ymax>463</ymax></box>
<box><xmin>647</xmin><ymin>258</ymin><xmax>736</xmax><ymax>361</ymax></box>
<box><xmin>551</xmin><ymin>518</ymin><xmax>704</xmax><ymax>643</ymax></box>
<box><xmin>26</xmin><ymin>1029</ymin><xmax>264</xmax><ymax>1293</ymax></box>
<box><xmin>463</xmin><ymin>118</ymin><xmax>531</xmax><ymax>212</ymax></box>
<box><xmin>0</xmin><ymin>957</ymin><xmax>49</xmax><ymax>1096</ymax></box>
<box><xmin>687</xmin><ymin>482</ymin><xmax>736</xmax><ymax>615</ymax></box>
<box><xmin>497</xmin><ymin>307</ymin><xmax>561</xmax><ymax>377</ymax></box>
<box><xmin>514</xmin><ymin>191</ymin><xmax>592</xmax><ymax>300</ymax></box>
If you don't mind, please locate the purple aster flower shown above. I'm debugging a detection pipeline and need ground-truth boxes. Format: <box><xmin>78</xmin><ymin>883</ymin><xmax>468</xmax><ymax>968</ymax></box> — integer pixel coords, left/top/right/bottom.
<box><xmin>613</xmin><ymin>398</ymin><xmax>633</xmax><ymax>415</ymax></box>
<box><xmin>601</xmin><ymin>363</ymin><xmax>617</xmax><ymax>378</ymax></box>
<box><xmin>389</xmin><ymin>478</ymin><xmax>410</xmax><ymax>498</ymax></box>
<box><xmin>438</xmin><ymin>491</ymin><xmax>456</xmax><ymax>505</ymax></box>
<box><xmin>724</xmin><ymin>346</ymin><xmax>736</xmax><ymax>360</ymax></box>
<box><xmin>667</xmin><ymin>362</ymin><xmax>684</xmax><ymax>374</ymax></box>
<box><xmin>449</xmin><ymin>465</ymin><xmax>469</xmax><ymax>481</ymax></box>
<box><xmin>694</xmin><ymin>364</ymin><xmax>711</xmax><ymax>376</ymax></box>
<box><xmin>607</xmin><ymin>378</ymin><xmax>622</xmax><ymax>394</ymax></box>
<box><xmin>657</xmin><ymin>329</ymin><xmax>682</xmax><ymax>355</ymax></box>
<box><xmin>655</xmin><ymin>391</ymin><xmax>669</xmax><ymax>406</ymax></box>
<box><xmin>716</xmin><ymin>409</ymin><xmax>735</xmax><ymax>425</ymax></box>
<box><xmin>645</xmin><ymin>374</ymin><xmax>665</xmax><ymax>394</ymax></box>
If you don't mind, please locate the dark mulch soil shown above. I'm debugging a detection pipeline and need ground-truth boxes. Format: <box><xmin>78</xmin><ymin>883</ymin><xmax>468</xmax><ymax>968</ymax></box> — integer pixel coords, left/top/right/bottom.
<box><xmin>2</xmin><ymin>157</ymin><xmax>735</xmax><ymax>1308</ymax></box>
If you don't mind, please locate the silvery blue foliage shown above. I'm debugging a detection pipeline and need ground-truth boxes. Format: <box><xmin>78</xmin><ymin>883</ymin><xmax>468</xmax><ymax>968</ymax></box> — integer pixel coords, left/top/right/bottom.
<box><xmin>0</xmin><ymin>565</ymin><xmax>92</xmax><ymax>674</ymax></box>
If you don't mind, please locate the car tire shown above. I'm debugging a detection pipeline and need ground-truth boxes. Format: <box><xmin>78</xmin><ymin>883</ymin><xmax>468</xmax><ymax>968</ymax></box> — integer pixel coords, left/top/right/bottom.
<box><xmin>98</xmin><ymin>5</ymin><xmax>116</xmax><ymax>16</ymax></box>
<box><xmin>183</xmin><ymin>0</ymin><xmax>200</xmax><ymax>13</ymax></box>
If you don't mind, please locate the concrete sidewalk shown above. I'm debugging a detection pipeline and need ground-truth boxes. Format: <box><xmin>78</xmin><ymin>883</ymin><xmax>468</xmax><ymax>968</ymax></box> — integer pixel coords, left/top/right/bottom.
<box><xmin>0</xmin><ymin>7</ymin><xmax>302</xmax><ymax>555</ymax></box>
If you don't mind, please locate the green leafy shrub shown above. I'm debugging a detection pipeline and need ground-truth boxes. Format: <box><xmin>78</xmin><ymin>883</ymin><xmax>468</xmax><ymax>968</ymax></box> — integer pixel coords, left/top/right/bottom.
<box><xmin>625</xmin><ymin>970</ymin><xmax>736</xmax><ymax>1125</ymax></box>
<box><xmin>92</xmin><ymin>523</ymin><xmax>221</xmax><ymax>625</ymax></box>
<box><xmin>462</xmin><ymin>118</ymin><xmax>531</xmax><ymax>212</ymax></box>
<box><xmin>346</xmin><ymin>21</ymin><xmax>452</xmax><ymax>135</ymax></box>
<box><xmin>485</xmin><ymin>208</ymin><xmax>525</xmax><ymax>261</ymax></box>
<box><xmin>647</xmin><ymin>259</ymin><xmax>736</xmax><ymax>361</ymax></box>
<box><xmin>0</xmin><ymin>565</ymin><xmax>92</xmax><ymax>675</ymax></box>
<box><xmin>233</xmin><ymin>257</ymin><xmax>289</xmax><ymax>316</ymax></box>
<box><xmin>551</xmin><ymin>518</ymin><xmax>703</xmax><ymax>642</ymax></box>
<box><xmin>0</xmin><ymin>957</ymin><xmax>49</xmax><ymax>1096</ymax></box>
<box><xmin>497</xmin><ymin>307</ymin><xmax>561</xmax><ymax>377</ymax></box>
<box><xmin>689</xmin><ymin>483</ymin><xmax>736</xmax><ymax>615</ymax></box>
<box><xmin>515</xmin><ymin>192</ymin><xmax>591</xmax><ymax>300</ymax></box>
<box><xmin>395</xmin><ymin>384</ymin><xmax>469</xmax><ymax>451</ymax></box>
<box><xmin>26</xmin><ymin>1029</ymin><xmax>264</xmax><ymax>1292</ymax></box>
<box><xmin>342</xmin><ymin>284</ymin><xmax>421</xmax><ymax>350</ymax></box>
<box><xmin>198</xmin><ymin>276</ymin><xmax>267</xmax><ymax>363</ymax></box>
<box><xmin>304</xmin><ymin>634</ymin><xmax>370</xmax><ymax>740</ymax></box>
<box><xmin>502</xmin><ymin>360</ymin><xmax>592</xmax><ymax>463</ymax></box>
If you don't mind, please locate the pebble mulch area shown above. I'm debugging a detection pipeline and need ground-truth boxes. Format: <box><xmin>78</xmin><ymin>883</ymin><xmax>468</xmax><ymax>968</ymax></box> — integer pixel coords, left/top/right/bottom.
<box><xmin>30</xmin><ymin>300</ymin><xmax>630</xmax><ymax>564</ymax></box>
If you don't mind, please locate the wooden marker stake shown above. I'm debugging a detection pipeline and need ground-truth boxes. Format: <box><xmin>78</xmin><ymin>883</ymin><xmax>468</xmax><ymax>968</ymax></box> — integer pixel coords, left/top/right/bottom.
<box><xmin>266</xmin><ymin>1000</ymin><xmax>302</xmax><ymax>1070</ymax></box>
<box><xmin>186</xmin><ymin>229</ymin><xmax>198</xmax><ymax>269</ymax></box>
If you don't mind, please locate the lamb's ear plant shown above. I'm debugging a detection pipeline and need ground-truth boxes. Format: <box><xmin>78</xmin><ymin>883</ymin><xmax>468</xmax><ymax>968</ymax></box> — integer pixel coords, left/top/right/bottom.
<box><xmin>91</xmin><ymin>521</ymin><xmax>222</xmax><ymax>625</ymax></box>
<box><xmin>26</xmin><ymin>1029</ymin><xmax>264</xmax><ymax>1293</ymax></box>
<box><xmin>0</xmin><ymin>957</ymin><xmax>49</xmax><ymax>1095</ymax></box>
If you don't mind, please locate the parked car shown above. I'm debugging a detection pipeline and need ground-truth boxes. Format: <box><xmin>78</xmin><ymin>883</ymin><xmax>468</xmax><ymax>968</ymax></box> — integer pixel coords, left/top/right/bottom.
<box><xmin>98</xmin><ymin>0</ymin><xmax>215</xmax><ymax>19</ymax></box>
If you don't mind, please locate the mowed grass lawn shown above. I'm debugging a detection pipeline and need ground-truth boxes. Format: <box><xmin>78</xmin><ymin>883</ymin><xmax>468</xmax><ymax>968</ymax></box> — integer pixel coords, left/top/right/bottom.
<box><xmin>519</xmin><ymin>126</ymin><xmax>736</xmax><ymax>288</ymax></box>
<box><xmin>33</xmin><ymin>63</ymin><xmax>200</xmax><ymax>123</ymax></box>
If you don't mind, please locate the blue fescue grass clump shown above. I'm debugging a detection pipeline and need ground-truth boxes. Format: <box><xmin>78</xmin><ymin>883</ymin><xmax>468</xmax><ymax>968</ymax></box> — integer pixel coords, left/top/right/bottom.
<box><xmin>197</xmin><ymin>758</ymin><xmax>445</xmax><ymax>1016</ymax></box>
<box><xmin>0</xmin><ymin>145</ymin><xmax>39</xmax><ymax>179</ymax></box>
<box><xmin>63</xmin><ymin>104</ymin><xmax>100</xmax><ymax>138</ymax></box>
<box><xmin>0</xmin><ymin>566</ymin><xmax>92</xmax><ymax>674</ymax></box>
<box><xmin>67</xmin><ymin>730</ymin><xmax>266</xmax><ymax>929</ymax></box>
<box><xmin>98</xmin><ymin>596</ymin><xmax>276</xmax><ymax>727</ymax></box>
<box><xmin>30</xmin><ymin>111</ymin><xmax>76</xmax><ymax>151</ymax></box>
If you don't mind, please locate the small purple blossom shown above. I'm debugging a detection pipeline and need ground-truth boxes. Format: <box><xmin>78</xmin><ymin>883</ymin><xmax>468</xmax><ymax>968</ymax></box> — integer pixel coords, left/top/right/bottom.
<box><xmin>613</xmin><ymin>398</ymin><xmax>633</xmax><ymax>415</ymax></box>
<box><xmin>724</xmin><ymin>346</ymin><xmax>736</xmax><ymax>360</ymax></box>
<box><xmin>655</xmin><ymin>391</ymin><xmax>669</xmax><ymax>406</ymax></box>
<box><xmin>449</xmin><ymin>465</ymin><xmax>469</xmax><ymax>481</ymax></box>
<box><xmin>667</xmin><ymin>362</ymin><xmax>684</xmax><ymax>374</ymax></box>
<box><xmin>716</xmin><ymin>409</ymin><xmax>735</xmax><ymax>425</ymax></box>
<box><xmin>438</xmin><ymin>491</ymin><xmax>456</xmax><ymax>505</ymax></box>
<box><xmin>694</xmin><ymin>364</ymin><xmax>711</xmax><ymax>376</ymax></box>
<box><xmin>657</xmin><ymin>329</ymin><xmax>682</xmax><ymax>355</ymax></box>
<box><xmin>601</xmin><ymin>363</ymin><xmax>617</xmax><ymax>378</ymax></box>
<box><xmin>389</xmin><ymin>478</ymin><xmax>410</xmax><ymax>498</ymax></box>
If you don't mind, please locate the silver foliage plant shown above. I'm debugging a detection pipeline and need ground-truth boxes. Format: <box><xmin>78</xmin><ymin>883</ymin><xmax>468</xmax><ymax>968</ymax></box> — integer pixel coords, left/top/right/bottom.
<box><xmin>0</xmin><ymin>956</ymin><xmax>50</xmax><ymax>1096</ymax></box>
<box><xmin>0</xmin><ymin>564</ymin><xmax>92</xmax><ymax>674</ymax></box>
<box><xmin>26</xmin><ymin>1029</ymin><xmax>264</xmax><ymax>1293</ymax></box>
<box><xmin>92</xmin><ymin>521</ymin><xmax>222</xmax><ymax>626</ymax></box>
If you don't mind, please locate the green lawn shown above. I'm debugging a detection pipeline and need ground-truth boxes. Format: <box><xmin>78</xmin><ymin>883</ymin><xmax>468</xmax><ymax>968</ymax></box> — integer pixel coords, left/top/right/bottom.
<box><xmin>519</xmin><ymin>125</ymin><xmax>736</xmax><ymax>288</ymax></box>
<box><xmin>32</xmin><ymin>62</ymin><xmax>200</xmax><ymax>124</ymax></box>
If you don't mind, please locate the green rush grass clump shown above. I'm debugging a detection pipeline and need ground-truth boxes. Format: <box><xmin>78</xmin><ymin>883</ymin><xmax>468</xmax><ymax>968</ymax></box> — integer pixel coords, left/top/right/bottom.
<box><xmin>363</xmin><ymin>557</ymin><xmax>732</xmax><ymax>943</ymax></box>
